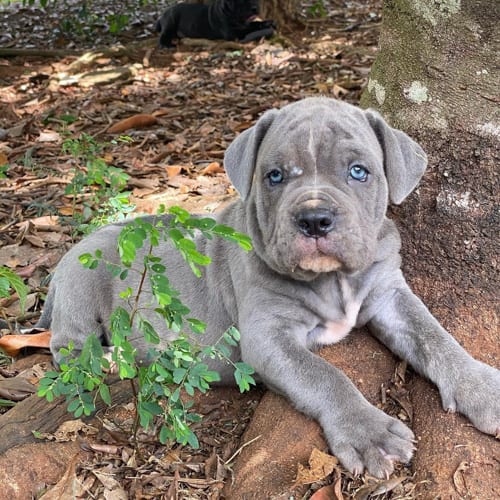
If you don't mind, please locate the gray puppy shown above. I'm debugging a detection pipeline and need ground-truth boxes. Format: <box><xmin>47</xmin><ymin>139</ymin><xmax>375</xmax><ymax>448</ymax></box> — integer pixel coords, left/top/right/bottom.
<box><xmin>41</xmin><ymin>98</ymin><xmax>499</xmax><ymax>478</ymax></box>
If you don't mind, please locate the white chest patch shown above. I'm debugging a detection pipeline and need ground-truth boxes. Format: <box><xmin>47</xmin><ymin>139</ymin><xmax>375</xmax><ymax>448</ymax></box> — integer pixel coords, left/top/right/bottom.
<box><xmin>308</xmin><ymin>277</ymin><xmax>362</xmax><ymax>347</ymax></box>
<box><xmin>315</xmin><ymin>300</ymin><xmax>361</xmax><ymax>345</ymax></box>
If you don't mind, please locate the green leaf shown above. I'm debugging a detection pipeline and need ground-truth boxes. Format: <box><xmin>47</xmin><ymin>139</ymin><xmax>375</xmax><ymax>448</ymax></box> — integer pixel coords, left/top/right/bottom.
<box><xmin>67</xmin><ymin>399</ymin><xmax>81</xmax><ymax>414</ymax></box>
<box><xmin>0</xmin><ymin>267</ymin><xmax>29</xmax><ymax>314</ymax></box>
<box><xmin>202</xmin><ymin>370</ymin><xmax>220</xmax><ymax>383</ymax></box>
<box><xmin>159</xmin><ymin>424</ymin><xmax>173</xmax><ymax>444</ymax></box>
<box><xmin>172</xmin><ymin>367</ymin><xmax>187</xmax><ymax>384</ymax></box>
<box><xmin>0</xmin><ymin>277</ymin><xmax>9</xmax><ymax>298</ymax></box>
<box><xmin>138</xmin><ymin>317</ymin><xmax>160</xmax><ymax>344</ymax></box>
<box><xmin>110</xmin><ymin>307</ymin><xmax>132</xmax><ymax>341</ymax></box>
<box><xmin>118</xmin><ymin>360</ymin><xmax>136</xmax><ymax>379</ymax></box>
<box><xmin>168</xmin><ymin>206</ymin><xmax>190</xmax><ymax>223</ymax></box>
<box><xmin>117</xmin><ymin>224</ymin><xmax>148</xmax><ymax>265</ymax></box>
<box><xmin>226</xmin><ymin>326</ymin><xmax>240</xmax><ymax>341</ymax></box>
<box><xmin>212</xmin><ymin>225</ymin><xmax>252</xmax><ymax>251</ymax></box>
<box><xmin>99</xmin><ymin>384</ymin><xmax>112</xmax><ymax>406</ymax></box>
<box><xmin>106</xmin><ymin>263</ymin><xmax>122</xmax><ymax>277</ymax></box>
<box><xmin>168</xmin><ymin>228</ymin><xmax>184</xmax><ymax>243</ymax></box>
<box><xmin>234</xmin><ymin>369</ymin><xmax>256</xmax><ymax>393</ymax></box>
<box><xmin>150</xmin><ymin>263</ymin><xmax>166</xmax><ymax>273</ymax></box>
<box><xmin>187</xmin><ymin>318</ymin><xmax>206</xmax><ymax>334</ymax></box>
<box><xmin>190</xmin><ymin>217</ymin><xmax>216</xmax><ymax>231</ymax></box>
<box><xmin>216</xmin><ymin>343</ymin><xmax>231</xmax><ymax>358</ymax></box>
<box><xmin>119</xmin><ymin>287</ymin><xmax>133</xmax><ymax>299</ymax></box>
<box><xmin>0</xmin><ymin>398</ymin><xmax>16</xmax><ymax>407</ymax></box>
<box><xmin>234</xmin><ymin>362</ymin><xmax>255</xmax><ymax>375</ymax></box>
<box><xmin>78</xmin><ymin>253</ymin><xmax>91</xmax><ymax>266</ymax></box>
<box><xmin>185</xmin><ymin>429</ymin><xmax>199</xmax><ymax>449</ymax></box>
<box><xmin>223</xmin><ymin>332</ymin><xmax>238</xmax><ymax>347</ymax></box>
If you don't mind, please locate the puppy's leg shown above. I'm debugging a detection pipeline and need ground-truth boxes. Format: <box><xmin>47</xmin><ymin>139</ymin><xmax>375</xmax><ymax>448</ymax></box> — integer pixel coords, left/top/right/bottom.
<box><xmin>47</xmin><ymin>283</ymin><xmax>112</xmax><ymax>367</ymax></box>
<box><xmin>50</xmin><ymin>315</ymin><xmax>110</xmax><ymax>368</ymax></box>
<box><xmin>238</xmin><ymin>297</ymin><xmax>415</xmax><ymax>478</ymax></box>
<box><xmin>240</xmin><ymin>27</ymin><xmax>275</xmax><ymax>43</ymax></box>
<box><xmin>369</xmin><ymin>284</ymin><xmax>500</xmax><ymax>437</ymax></box>
<box><xmin>156</xmin><ymin>9</ymin><xmax>177</xmax><ymax>48</ymax></box>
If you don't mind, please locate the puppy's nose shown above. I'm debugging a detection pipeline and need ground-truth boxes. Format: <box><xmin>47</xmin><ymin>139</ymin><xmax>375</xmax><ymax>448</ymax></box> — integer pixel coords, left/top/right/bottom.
<box><xmin>295</xmin><ymin>208</ymin><xmax>335</xmax><ymax>238</ymax></box>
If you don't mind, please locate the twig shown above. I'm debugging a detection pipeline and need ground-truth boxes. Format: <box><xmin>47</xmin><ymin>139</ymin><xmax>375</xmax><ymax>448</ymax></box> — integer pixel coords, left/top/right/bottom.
<box><xmin>224</xmin><ymin>434</ymin><xmax>261</xmax><ymax>465</ymax></box>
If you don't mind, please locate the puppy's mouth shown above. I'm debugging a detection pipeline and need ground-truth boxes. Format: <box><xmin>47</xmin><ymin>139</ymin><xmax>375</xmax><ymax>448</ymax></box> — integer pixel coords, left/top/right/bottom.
<box><xmin>294</xmin><ymin>236</ymin><xmax>343</xmax><ymax>274</ymax></box>
<box><xmin>246</xmin><ymin>15</ymin><xmax>261</xmax><ymax>22</ymax></box>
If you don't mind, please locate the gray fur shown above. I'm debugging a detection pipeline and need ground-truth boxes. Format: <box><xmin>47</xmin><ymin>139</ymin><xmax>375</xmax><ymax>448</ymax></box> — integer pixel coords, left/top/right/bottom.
<box><xmin>43</xmin><ymin>97</ymin><xmax>500</xmax><ymax>478</ymax></box>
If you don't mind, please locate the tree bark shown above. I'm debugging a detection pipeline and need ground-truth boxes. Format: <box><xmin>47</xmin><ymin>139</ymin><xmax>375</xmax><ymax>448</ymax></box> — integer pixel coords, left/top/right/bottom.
<box><xmin>0</xmin><ymin>377</ymin><xmax>132</xmax><ymax>454</ymax></box>
<box><xmin>362</xmin><ymin>1</ymin><xmax>499</xmax><ymax>497</ymax></box>
<box><xmin>261</xmin><ymin>0</ymin><xmax>303</xmax><ymax>30</ymax></box>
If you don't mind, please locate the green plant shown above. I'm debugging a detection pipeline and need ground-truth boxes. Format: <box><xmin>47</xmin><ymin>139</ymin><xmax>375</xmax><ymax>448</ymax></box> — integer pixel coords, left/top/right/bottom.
<box><xmin>43</xmin><ymin>112</ymin><xmax>78</xmax><ymax>127</ymax></box>
<box><xmin>107</xmin><ymin>13</ymin><xmax>130</xmax><ymax>34</ymax></box>
<box><xmin>0</xmin><ymin>164</ymin><xmax>8</xmax><ymax>178</ymax></box>
<box><xmin>38</xmin><ymin>206</ymin><xmax>256</xmax><ymax>449</ymax></box>
<box><xmin>307</xmin><ymin>0</ymin><xmax>327</xmax><ymax>18</ymax></box>
<box><xmin>0</xmin><ymin>266</ymin><xmax>29</xmax><ymax>314</ymax></box>
<box><xmin>62</xmin><ymin>133</ymin><xmax>134</xmax><ymax>233</ymax></box>
<box><xmin>13</xmin><ymin>1</ymin><xmax>151</xmax><ymax>37</ymax></box>
<box><xmin>0</xmin><ymin>398</ymin><xmax>16</xmax><ymax>407</ymax></box>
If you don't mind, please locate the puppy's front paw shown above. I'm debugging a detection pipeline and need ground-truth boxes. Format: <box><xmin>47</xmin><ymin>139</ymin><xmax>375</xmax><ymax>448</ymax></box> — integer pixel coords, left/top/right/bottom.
<box><xmin>323</xmin><ymin>404</ymin><xmax>415</xmax><ymax>478</ymax></box>
<box><xmin>440</xmin><ymin>360</ymin><xmax>500</xmax><ymax>437</ymax></box>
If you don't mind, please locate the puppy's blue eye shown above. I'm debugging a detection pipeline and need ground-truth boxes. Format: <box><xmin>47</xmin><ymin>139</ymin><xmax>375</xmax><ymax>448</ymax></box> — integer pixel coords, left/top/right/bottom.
<box><xmin>268</xmin><ymin>169</ymin><xmax>284</xmax><ymax>185</ymax></box>
<box><xmin>349</xmin><ymin>164</ymin><xmax>369</xmax><ymax>182</ymax></box>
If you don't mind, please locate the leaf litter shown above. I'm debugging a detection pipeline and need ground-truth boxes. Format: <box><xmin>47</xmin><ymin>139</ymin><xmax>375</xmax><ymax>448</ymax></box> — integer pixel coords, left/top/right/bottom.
<box><xmin>0</xmin><ymin>0</ymin><xmax>422</xmax><ymax>498</ymax></box>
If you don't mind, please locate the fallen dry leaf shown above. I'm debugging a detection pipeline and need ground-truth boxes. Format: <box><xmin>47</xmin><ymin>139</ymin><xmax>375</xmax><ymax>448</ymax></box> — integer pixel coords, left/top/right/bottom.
<box><xmin>310</xmin><ymin>484</ymin><xmax>336</xmax><ymax>500</ymax></box>
<box><xmin>370</xmin><ymin>476</ymin><xmax>407</xmax><ymax>495</ymax></box>
<box><xmin>93</xmin><ymin>469</ymin><xmax>128</xmax><ymax>499</ymax></box>
<box><xmin>107</xmin><ymin>113</ymin><xmax>157</xmax><ymax>134</ymax></box>
<box><xmin>23</xmin><ymin>233</ymin><xmax>46</xmax><ymax>248</ymax></box>
<box><xmin>28</xmin><ymin>215</ymin><xmax>60</xmax><ymax>227</ymax></box>
<box><xmin>200</xmin><ymin>161</ymin><xmax>224</xmax><ymax>175</ymax></box>
<box><xmin>58</xmin><ymin>205</ymin><xmax>76</xmax><ymax>216</ymax></box>
<box><xmin>166</xmin><ymin>165</ymin><xmax>183</xmax><ymax>178</ymax></box>
<box><xmin>85</xmin><ymin>443</ymin><xmax>121</xmax><ymax>455</ymax></box>
<box><xmin>36</xmin><ymin>420</ymin><xmax>99</xmax><ymax>442</ymax></box>
<box><xmin>0</xmin><ymin>331</ymin><xmax>51</xmax><ymax>357</ymax></box>
<box><xmin>354</xmin><ymin>476</ymin><xmax>406</xmax><ymax>500</ymax></box>
<box><xmin>4</xmin><ymin>291</ymin><xmax>37</xmax><ymax>317</ymax></box>
<box><xmin>333</xmin><ymin>476</ymin><xmax>343</xmax><ymax>499</ymax></box>
<box><xmin>37</xmin><ymin>130</ymin><xmax>61</xmax><ymax>142</ymax></box>
<box><xmin>294</xmin><ymin>448</ymin><xmax>338</xmax><ymax>487</ymax></box>
<box><xmin>452</xmin><ymin>460</ymin><xmax>470</xmax><ymax>497</ymax></box>
<box><xmin>152</xmin><ymin>108</ymin><xmax>172</xmax><ymax>117</ymax></box>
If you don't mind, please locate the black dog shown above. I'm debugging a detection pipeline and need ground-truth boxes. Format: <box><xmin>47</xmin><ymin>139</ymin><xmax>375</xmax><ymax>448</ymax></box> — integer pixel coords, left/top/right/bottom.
<box><xmin>156</xmin><ymin>0</ymin><xmax>276</xmax><ymax>48</ymax></box>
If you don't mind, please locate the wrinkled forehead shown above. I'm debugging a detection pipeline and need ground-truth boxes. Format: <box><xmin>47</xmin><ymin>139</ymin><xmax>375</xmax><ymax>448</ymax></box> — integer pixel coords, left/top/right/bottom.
<box><xmin>258</xmin><ymin>103</ymin><xmax>383</xmax><ymax>166</ymax></box>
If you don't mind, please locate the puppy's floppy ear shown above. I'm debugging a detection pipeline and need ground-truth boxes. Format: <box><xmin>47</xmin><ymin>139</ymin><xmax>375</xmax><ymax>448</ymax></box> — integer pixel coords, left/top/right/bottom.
<box><xmin>224</xmin><ymin>109</ymin><xmax>278</xmax><ymax>200</ymax></box>
<box><xmin>365</xmin><ymin>110</ymin><xmax>427</xmax><ymax>205</ymax></box>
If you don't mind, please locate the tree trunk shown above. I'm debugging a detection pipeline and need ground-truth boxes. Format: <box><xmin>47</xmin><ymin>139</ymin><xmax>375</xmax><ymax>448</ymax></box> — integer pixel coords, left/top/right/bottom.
<box><xmin>261</xmin><ymin>0</ymin><xmax>303</xmax><ymax>30</ymax></box>
<box><xmin>362</xmin><ymin>1</ymin><xmax>499</xmax><ymax>497</ymax></box>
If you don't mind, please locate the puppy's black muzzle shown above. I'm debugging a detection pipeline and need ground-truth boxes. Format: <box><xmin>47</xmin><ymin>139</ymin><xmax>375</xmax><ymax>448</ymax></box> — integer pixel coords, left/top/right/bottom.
<box><xmin>296</xmin><ymin>208</ymin><xmax>335</xmax><ymax>238</ymax></box>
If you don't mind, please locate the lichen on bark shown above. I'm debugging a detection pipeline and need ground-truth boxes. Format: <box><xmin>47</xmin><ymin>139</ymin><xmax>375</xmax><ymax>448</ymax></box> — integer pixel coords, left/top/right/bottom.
<box><xmin>361</xmin><ymin>0</ymin><xmax>498</xmax><ymax>137</ymax></box>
